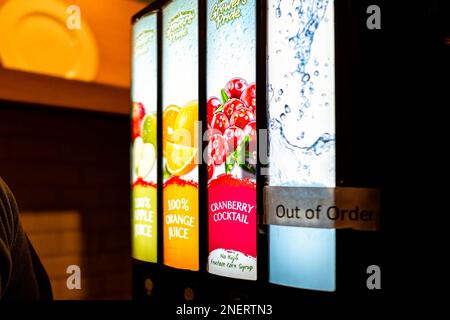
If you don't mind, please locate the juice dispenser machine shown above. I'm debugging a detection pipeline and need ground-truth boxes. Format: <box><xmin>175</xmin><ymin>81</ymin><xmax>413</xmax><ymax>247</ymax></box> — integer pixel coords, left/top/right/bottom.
<box><xmin>131</xmin><ymin>0</ymin><xmax>381</xmax><ymax>302</ymax></box>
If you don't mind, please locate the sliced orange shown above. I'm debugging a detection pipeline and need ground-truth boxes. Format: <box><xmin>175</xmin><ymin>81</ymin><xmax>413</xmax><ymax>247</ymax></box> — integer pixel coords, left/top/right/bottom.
<box><xmin>166</xmin><ymin>142</ymin><xmax>197</xmax><ymax>176</ymax></box>
<box><xmin>163</xmin><ymin>105</ymin><xmax>180</xmax><ymax>155</ymax></box>
<box><xmin>173</xmin><ymin>100</ymin><xmax>198</xmax><ymax>148</ymax></box>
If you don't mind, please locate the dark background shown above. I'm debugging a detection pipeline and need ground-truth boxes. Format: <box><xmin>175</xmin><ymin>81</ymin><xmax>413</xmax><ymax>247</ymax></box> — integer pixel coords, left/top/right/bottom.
<box><xmin>0</xmin><ymin>104</ymin><xmax>132</xmax><ymax>299</ymax></box>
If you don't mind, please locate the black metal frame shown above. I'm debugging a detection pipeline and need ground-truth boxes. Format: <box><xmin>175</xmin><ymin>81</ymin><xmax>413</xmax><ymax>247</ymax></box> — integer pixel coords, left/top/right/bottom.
<box><xmin>256</xmin><ymin>0</ymin><xmax>268</xmax><ymax>286</ymax></box>
<box><xmin>131</xmin><ymin>0</ymin><xmax>167</xmax><ymax>24</ymax></box>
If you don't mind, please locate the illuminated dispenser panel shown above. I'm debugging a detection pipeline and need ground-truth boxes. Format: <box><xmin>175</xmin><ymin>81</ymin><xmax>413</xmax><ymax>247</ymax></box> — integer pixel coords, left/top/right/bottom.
<box><xmin>206</xmin><ymin>0</ymin><xmax>258</xmax><ymax>282</ymax></box>
<box><xmin>131</xmin><ymin>10</ymin><xmax>159</xmax><ymax>265</ymax></box>
<box><xmin>267</xmin><ymin>0</ymin><xmax>337</xmax><ymax>291</ymax></box>
<box><xmin>162</xmin><ymin>0</ymin><xmax>200</xmax><ymax>272</ymax></box>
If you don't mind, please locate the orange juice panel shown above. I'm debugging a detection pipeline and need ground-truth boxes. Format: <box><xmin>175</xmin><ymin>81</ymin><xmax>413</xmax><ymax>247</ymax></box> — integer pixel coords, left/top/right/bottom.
<box><xmin>163</xmin><ymin>180</ymin><xmax>199</xmax><ymax>270</ymax></box>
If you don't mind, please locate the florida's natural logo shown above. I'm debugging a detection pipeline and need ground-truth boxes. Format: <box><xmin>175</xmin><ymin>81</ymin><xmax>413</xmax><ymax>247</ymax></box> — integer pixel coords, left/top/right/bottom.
<box><xmin>210</xmin><ymin>0</ymin><xmax>248</xmax><ymax>29</ymax></box>
<box><xmin>167</xmin><ymin>10</ymin><xmax>195</xmax><ymax>43</ymax></box>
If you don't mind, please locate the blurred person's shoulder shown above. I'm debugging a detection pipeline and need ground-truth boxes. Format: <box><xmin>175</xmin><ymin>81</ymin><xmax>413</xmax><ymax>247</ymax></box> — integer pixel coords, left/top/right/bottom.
<box><xmin>0</xmin><ymin>177</ymin><xmax>19</xmax><ymax>246</ymax></box>
<box><xmin>0</xmin><ymin>177</ymin><xmax>16</xmax><ymax>300</ymax></box>
<box><xmin>0</xmin><ymin>177</ymin><xmax>53</xmax><ymax>300</ymax></box>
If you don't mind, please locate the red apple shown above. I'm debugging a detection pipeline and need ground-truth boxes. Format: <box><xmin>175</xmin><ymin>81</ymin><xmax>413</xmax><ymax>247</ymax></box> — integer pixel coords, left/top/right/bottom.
<box><xmin>132</xmin><ymin>102</ymin><xmax>146</xmax><ymax>140</ymax></box>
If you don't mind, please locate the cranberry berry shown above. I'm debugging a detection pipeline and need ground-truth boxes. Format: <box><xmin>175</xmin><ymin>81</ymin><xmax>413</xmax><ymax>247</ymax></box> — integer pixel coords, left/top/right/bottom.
<box><xmin>207</xmin><ymin>156</ymin><xmax>215</xmax><ymax>180</ymax></box>
<box><xmin>244</xmin><ymin>121</ymin><xmax>257</xmax><ymax>162</ymax></box>
<box><xmin>229</xmin><ymin>107</ymin><xmax>255</xmax><ymax>129</ymax></box>
<box><xmin>211</xmin><ymin>112</ymin><xmax>230</xmax><ymax>134</ymax></box>
<box><xmin>225</xmin><ymin>78</ymin><xmax>248</xmax><ymax>99</ymax></box>
<box><xmin>223</xmin><ymin>98</ymin><xmax>246</xmax><ymax>120</ymax></box>
<box><xmin>240</xmin><ymin>83</ymin><xmax>256</xmax><ymax>114</ymax></box>
<box><xmin>209</xmin><ymin>134</ymin><xmax>228</xmax><ymax>165</ymax></box>
<box><xmin>243</xmin><ymin>121</ymin><xmax>257</xmax><ymax>143</ymax></box>
<box><xmin>207</xmin><ymin>97</ymin><xmax>222</xmax><ymax>125</ymax></box>
<box><xmin>223</xmin><ymin>126</ymin><xmax>244</xmax><ymax>154</ymax></box>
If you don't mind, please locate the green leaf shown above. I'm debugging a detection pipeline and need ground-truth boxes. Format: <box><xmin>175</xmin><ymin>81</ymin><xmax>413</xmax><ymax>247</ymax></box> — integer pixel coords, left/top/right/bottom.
<box><xmin>221</xmin><ymin>89</ymin><xmax>229</xmax><ymax>105</ymax></box>
<box><xmin>224</xmin><ymin>135</ymin><xmax>256</xmax><ymax>174</ymax></box>
<box><xmin>239</xmin><ymin>163</ymin><xmax>256</xmax><ymax>174</ymax></box>
<box><xmin>237</xmin><ymin>135</ymin><xmax>249</xmax><ymax>164</ymax></box>
<box><xmin>225</xmin><ymin>161</ymin><xmax>235</xmax><ymax>174</ymax></box>
<box><xmin>215</xmin><ymin>104</ymin><xmax>224</xmax><ymax>114</ymax></box>
<box><xmin>213</xmin><ymin>90</ymin><xmax>229</xmax><ymax>114</ymax></box>
<box><xmin>225</xmin><ymin>150</ymin><xmax>236</xmax><ymax>173</ymax></box>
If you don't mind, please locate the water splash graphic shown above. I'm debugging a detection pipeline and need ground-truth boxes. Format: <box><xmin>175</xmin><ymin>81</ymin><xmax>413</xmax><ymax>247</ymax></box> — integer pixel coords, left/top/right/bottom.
<box><xmin>268</xmin><ymin>0</ymin><xmax>336</xmax><ymax>292</ymax></box>
<box><xmin>268</xmin><ymin>0</ymin><xmax>335</xmax><ymax>187</ymax></box>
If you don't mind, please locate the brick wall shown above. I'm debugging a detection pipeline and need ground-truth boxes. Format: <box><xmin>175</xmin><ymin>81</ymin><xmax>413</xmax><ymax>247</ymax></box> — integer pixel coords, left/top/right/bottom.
<box><xmin>0</xmin><ymin>103</ymin><xmax>132</xmax><ymax>300</ymax></box>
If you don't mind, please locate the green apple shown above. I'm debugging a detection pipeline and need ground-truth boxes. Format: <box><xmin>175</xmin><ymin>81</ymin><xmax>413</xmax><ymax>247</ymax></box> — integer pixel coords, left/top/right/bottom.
<box><xmin>141</xmin><ymin>113</ymin><xmax>157</xmax><ymax>147</ymax></box>
<box><xmin>133</xmin><ymin>137</ymin><xmax>144</xmax><ymax>173</ymax></box>
<box><xmin>138</xmin><ymin>143</ymin><xmax>156</xmax><ymax>178</ymax></box>
<box><xmin>133</xmin><ymin>136</ymin><xmax>156</xmax><ymax>179</ymax></box>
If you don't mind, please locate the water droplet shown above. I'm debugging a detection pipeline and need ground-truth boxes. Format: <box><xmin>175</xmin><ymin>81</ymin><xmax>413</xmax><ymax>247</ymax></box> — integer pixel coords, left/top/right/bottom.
<box><xmin>314</xmin><ymin>70</ymin><xmax>319</xmax><ymax>76</ymax></box>
<box><xmin>278</xmin><ymin>89</ymin><xmax>284</xmax><ymax>95</ymax></box>
<box><xmin>302</xmin><ymin>73</ymin><xmax>310</xmax><ymax>83</ymax></box>
<box><xmin>309</xmin><ymin>82</ymin><xmax>314</xmax><ymax>94</ymax></box>
<box><xmin>275</xmin><ymin>8</ymin><xmax>282</xmax><ymax>18</ymax></box>
<box><xmin>280</xmin><ymin>113</ymin><xmax>286</xmax><ymax>121</ymax></box>
<box><xmin>285</xmin><ymin>105</ymin><xmax>291</xmax><ymax>113</ymax></box>
<box><xmin>269</xmin><ymin>119</ymin><xmax>281</xmax><ymax>130</ymax></box>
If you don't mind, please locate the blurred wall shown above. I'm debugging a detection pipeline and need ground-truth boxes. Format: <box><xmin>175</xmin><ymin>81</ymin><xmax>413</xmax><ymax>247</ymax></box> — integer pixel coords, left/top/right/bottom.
<box><xmin>0</xmin><ymin>103</ymin><xmax>131</xmax><ymax>300</ymax></box>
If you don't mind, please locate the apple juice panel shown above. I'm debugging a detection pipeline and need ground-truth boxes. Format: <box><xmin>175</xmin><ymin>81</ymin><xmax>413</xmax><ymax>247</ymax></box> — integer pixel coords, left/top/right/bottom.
<box><xmin>131</xmin><ymin>12</ymin><xmax>158</xmax><ymax>263</ymax></box>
